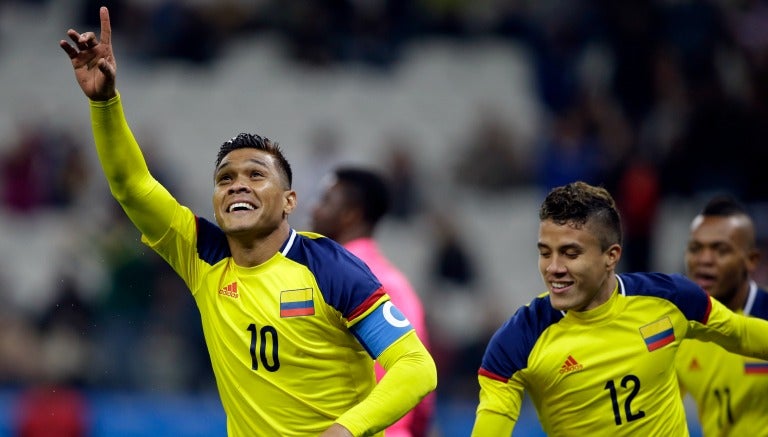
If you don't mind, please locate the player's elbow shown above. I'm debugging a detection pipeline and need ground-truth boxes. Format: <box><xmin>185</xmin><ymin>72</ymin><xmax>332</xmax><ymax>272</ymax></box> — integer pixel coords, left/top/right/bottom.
<box><xmin>422</xmin><ymin>353</ymin><xmax>438</xmax><ymax>394</ymax></box>
<box><xmin>407</xmin><ymin>348</ymin><xmax>438</xmax><ymax>400</ymax></box>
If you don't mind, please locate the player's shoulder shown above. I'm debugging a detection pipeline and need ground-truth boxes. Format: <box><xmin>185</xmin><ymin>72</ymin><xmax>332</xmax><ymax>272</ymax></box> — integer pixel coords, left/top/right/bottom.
<box><xmin>618</xmin><ymin>272</ymin><xmax>710</xmax><ymax>322</ymax></box>
<box><xmin>289</xmin><ymin>231</ymin><xmax>382</xmax><ymax>313</ymax></box>
<box><xmin>480</xmin><ymin>294</ymin><xmax>562</xmax><ymax>379</ymax></box>
<box><xmin>491</xmin><ymin>293</ymin><xmax>563</xmax><ymax>347</ymax></box>
<box><xmin>195</xmin><ymin>215</ymin><xmax>231</xmax><ymax>265</ymax></box>
<box><xmin>290</xmin><ymin>231</ymin><xmax>362</xmax><ymax>266</ymax></box>
<box><xmin>618</xmin><ymin>272</ymin><xmax>700</xmax><ymax>297</ymax></box>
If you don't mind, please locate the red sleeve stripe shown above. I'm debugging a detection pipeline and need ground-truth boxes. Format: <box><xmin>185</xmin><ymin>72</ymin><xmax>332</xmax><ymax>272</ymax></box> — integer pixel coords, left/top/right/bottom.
<box><xmin>478</xmin><ymin>368</ymin><xmax>508</xmax><ymax>383</ymax></box>
<box><xmin>702</xmin><ymin>295</ymin><xmax>713</xmax><ymax>324</ymax></box>
<box><xmin>347</xmin><ymin>287</ymin><xmax>387</xmax><ymax>321</ymax></box>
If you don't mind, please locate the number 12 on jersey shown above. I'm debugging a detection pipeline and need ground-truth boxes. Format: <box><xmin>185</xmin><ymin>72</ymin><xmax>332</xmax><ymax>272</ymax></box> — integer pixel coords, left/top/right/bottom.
<box><xmin>605</xmin><ymin>375</ymin><xmax>646</xmax><ymax>425</ymax></box>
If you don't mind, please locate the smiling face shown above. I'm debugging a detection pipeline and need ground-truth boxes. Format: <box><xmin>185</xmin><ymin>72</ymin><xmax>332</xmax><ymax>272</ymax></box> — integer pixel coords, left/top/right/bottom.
<box><xmin>538</xmin><ymin>219</ymin><xmax>621</xmax><ymax>312</ymax></box>
<box><xmin>685</xmin><ymin>214</ymin><xmax>757</xmax><ymax>307</ymax></box>
<box><xmin>212</xmin><ymin>148</ymin><xmax>296</xmax><ymax>238</ymax></box>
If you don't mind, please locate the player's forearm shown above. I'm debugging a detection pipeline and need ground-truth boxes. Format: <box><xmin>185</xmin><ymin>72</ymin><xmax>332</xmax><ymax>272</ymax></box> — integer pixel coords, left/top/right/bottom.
<box><xmin>335</xmin><ymin>332</ymin><xmax>437</xmax><ymax>436</ymax></box>
<box><xmin>90</xmin><ymin>92</ymin><xmax>152</xmax><ymax>202</ymax></box>
<box><xmin>90</xmin><ymin>93</ymin><xmax>176</xmax><ymax>239</ymax></box>
<box><xmin>472</xmin><ymin>374</ymin><xmax>523</xmax><ymax>436</ymax></box>
<box><xmin>692</xmin><ymin>297</ymin><xmax>768</xmax><ymax>359</ymax></box>
<box><xmin>732</xmin><ymin>313</ymin><xmax>768</xmax><ymax>359</ymax></box>
<box><xmin>471</xmin><ymin>409</ymin><xmax>516</xmax><ymax>436</ymax></box>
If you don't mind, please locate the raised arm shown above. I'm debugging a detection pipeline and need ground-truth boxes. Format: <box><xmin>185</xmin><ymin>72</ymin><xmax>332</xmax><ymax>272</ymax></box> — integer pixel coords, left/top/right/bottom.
<box><xmin>59</xmin><ymin>6</ymin><xmax>116</xmax><ymax>102</ymax></box>
<box><xmin>60</xmin><ymin>7</ymin><xmax>176</xmax><ymax>242</ymax></box>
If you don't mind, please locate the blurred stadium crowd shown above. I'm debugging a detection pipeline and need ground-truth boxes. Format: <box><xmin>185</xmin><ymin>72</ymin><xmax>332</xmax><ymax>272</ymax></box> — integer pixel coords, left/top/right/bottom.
<box><xmin>1</xmin><ymin>0</ymin><xmax>767</xmax><ymax>434</ymax></box>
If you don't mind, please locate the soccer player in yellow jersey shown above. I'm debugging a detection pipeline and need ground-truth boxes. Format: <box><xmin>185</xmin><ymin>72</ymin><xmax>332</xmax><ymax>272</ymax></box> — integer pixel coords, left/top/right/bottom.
<box><xmin>676</xmin><ymin>195</ymin><xmax>768</xmax><ymax>437</ymax></box>
<box><xmin>471</xmin><ymin>181</ymin><xmax>768</xmax><ymax>436</ymax></box>
<box><xmin>59</xmin><ymin>8</ymin><xmax>436</xmax><ymax>437</ymax></box>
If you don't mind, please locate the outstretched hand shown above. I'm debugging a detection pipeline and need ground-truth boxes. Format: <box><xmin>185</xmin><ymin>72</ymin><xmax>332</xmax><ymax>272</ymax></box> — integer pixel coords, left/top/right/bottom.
<box><xmin>59</xmin><ymin>6</ymin><xmax>117</xmax><ymax>101</ymax></box>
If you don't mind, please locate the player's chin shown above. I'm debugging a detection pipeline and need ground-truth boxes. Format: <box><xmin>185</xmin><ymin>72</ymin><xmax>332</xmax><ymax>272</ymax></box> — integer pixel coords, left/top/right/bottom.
<box><xmin>548</xmin><ymin>295</ymin><xmax>571</xmax><ymax>311</ymax></box>
<box><xmin>222</xmin><ymin>220</ymin><xmax>256</xmax><ymax>235</ymax></box>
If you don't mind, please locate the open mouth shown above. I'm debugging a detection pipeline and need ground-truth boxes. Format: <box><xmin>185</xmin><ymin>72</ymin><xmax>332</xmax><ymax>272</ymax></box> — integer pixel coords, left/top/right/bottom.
<box><xmin>693</xmin><ymin>273</ymin><xmax>716</xmax><ymax>290</ymax></box>
<box><xmin>227</xmin><ymin>202</ymin><xmax>256</xmax><ymax>213</ymax></box>
<box><xmin>550</xmin><ymin>281</ymin><xmax>573</xmax><ymax>294</ymax></box>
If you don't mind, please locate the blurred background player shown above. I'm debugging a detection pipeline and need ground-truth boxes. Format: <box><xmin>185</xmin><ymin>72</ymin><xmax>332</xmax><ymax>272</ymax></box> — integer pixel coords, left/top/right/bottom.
<box><xmin>311</xmin><ymin>167</ymin><xmax>435</xmax><ymax>436</ymax></box>
<box><xmin>676</xmin><ymin>195</ymin><xmax>768</xmax><ymax>436</ymax></box>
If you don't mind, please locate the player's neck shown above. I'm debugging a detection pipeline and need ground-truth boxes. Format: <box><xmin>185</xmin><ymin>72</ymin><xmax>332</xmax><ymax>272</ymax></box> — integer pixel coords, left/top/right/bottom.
<box><xmin>228</xmin><ymin>223</ymin><xmax>292</xmax><ymax>267</ymax></box>
<box><xmin>726</xmin><ymin>281</ymin><xmax>752</xmax><ymax>312</ymax></box>
<box><xmin>337</xmin><ymin>225</ymin><xmax>372</xmax><ymax>245</ymax></box>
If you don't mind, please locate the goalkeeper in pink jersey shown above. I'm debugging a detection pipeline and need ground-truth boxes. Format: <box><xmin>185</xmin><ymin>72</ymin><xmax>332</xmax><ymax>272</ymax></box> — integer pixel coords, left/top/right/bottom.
<box><xmin>311</xmin><ymin>167</ymin><xmax>435</xmax><ymax>437</ymax></box>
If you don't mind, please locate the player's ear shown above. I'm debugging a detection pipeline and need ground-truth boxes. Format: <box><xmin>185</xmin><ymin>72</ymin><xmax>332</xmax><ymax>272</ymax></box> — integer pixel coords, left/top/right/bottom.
<box><xmin>746</xmin><ymin>247</ymin><xmax>760</xmax><ymax>274</ymax></box>
<box><xmin>283</xmin><ymin>190</ymin><xmax>297</xmax><ymax>217</ymax></box>
<box><xmin>605</xmin><ymin>244</ymin><xmax>622</xmax><ymax>270</ymax></box>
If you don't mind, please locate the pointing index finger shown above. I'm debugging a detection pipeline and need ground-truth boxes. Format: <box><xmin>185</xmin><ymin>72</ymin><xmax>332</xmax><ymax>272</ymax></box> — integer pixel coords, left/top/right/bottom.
<box><xmin>99</xmin><ymin>6</ymin><xmax>111</xmax><ymax>45</ymax></box>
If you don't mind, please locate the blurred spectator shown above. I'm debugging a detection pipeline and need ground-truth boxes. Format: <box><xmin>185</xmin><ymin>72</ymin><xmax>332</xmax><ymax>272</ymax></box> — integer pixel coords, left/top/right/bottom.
<box><xmin>599</xmin><ymin>0</ymin><xmax>662</xmax><ymax>125</ymax></box>
<box><xmin>134</xmin><ymin>269</ymin><xmax>209</xmax><ymax>393</ymax></box>
<box><xmin>428</xmin><ymin>211</ymin><xmax>475</xmax><ymax>290</ymax></box>
<box><xmin>637</xmin><ymin>47</ymin><xmax>689</xmax><ymax>160</ymax></box>
<box><xmin>661</xmin><ymin>72</ymin><xmax>763</xmax><ymax>199</ymax></box>
<box><xmin>615</xmin><ymin>155</ymin><xmax>661</xmax><ymax>272</ymax></box>
<box><xmin>453</xmin><ymin>105</ymin><xmax>529</xmax><ymax>193</ymax></box>
<box><xmin>383</xmin><ymin>135</ymin><xmax>422</xmax><ymax>222</ymax></box>
<box><xmin>291</xmin><ymin>123</ymin><xmax>344</xmax><ymax>230</ymax></box>
<box><xmin>37</xmin><ymin>274</ymin><xmax>95</xmax><ymax>387</ymax></box>
<box><xmin>90</xmin><ymin>204</ymin><xmax>168</xmax><ymax>388</ymax></box>
<box><xmin>1</xmin><ymin>124</ymin><xmax>89</xmax><ymax>214</ymax></box>
<box><xmin>0</xmin><ymin>311</ymin><xmax>42</xmax><ymax>385</ymax></box>
<box><xmin>14</xmin><ymin>275</ymin><xmax>91</xmax><ymax>437</ymax></box>
<box><xmin>144</xmin><ymin>1</ymin><xmax>219</xmax><ymax>65</ymax></box>
<box><xmin>14</xmin><ymin>385</ymin><xmax>89</xmax><ymax>437</ymax></box>
<box><xmin>1</xmin><ymin>126</ymin><xmax>49</xmax><ymax>213</ymax></box>
<box><xmin>534</xmin><ymin>105</ymin><xmax>605</xmax><ymax>192</ymax></box>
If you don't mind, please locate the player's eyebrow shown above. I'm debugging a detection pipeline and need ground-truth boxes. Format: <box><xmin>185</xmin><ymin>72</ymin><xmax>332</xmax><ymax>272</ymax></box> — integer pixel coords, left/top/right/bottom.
<box><xmin>216</xmin><ymin>157</ymin><xmax>271</xmax><ymax>173</ymax></box>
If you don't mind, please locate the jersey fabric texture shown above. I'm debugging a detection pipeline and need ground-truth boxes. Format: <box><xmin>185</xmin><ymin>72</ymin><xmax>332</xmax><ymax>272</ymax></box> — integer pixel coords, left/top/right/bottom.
<box><xmin>89</xmin><ymin>95</ymin><xmax>429</xmax><ymax>437</ymax></box>
<box><xmin>345</xmin><ymin>237</ymin><xmax>434</xmax><ymax>437</ymax></box>
<box><xmin>473</xmin><ymin>272</ymin><xmax>768</xmax><ymax>436</ymax></box>
<box><xmin>676</xmin><ymin>281</ymin><xmax>768</xmax><ymax>437</ymax></box>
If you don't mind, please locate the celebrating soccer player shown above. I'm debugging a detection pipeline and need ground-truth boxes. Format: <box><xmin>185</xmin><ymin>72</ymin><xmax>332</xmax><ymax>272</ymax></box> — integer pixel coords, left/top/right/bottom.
<box><xmin>59</xmin><ymin>7</ymin><xmax>436</xmax><ymax>436</ymax></box>
<box><xmin>472</xmin><ymin>181</ymin><xmax>768</xmax><ymax>436</ymax></box>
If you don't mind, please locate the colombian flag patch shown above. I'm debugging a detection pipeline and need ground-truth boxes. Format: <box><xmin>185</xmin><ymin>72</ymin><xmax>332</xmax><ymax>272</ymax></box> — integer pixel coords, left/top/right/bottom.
<box><xmin>639</xmin><ymin>317</ymin><xmax>675</xmax><ymax>352</ymax></box>
<box><xmin>745</xmin><ymin>359</ymin><xmax>768</xmax><ymax>374</ymax></box>
<box><xmin>280</xmin><ymin>288</ymin><xmax>315</xmax><ymax>317</ymax></box>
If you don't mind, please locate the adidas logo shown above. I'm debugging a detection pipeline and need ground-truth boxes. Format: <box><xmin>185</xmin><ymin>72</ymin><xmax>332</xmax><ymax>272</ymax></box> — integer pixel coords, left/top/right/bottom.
<box><xmin>559</xmin><ymin>355</ymin><xmax>583</xmax><ymax>374</ymax></box>
<box><xmin>218</xmin><ymin>282</ymin><xmax>239</xmax><ymax>298</ymax></box>
<box><xmin>689</xmin><ymin>358</ymin><xmax>701</xmax><ymax>371</ymax></box>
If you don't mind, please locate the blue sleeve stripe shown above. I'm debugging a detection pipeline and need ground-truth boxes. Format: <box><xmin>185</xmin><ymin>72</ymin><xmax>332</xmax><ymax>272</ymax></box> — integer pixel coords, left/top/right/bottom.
<box><xmin>350</xmin><ymin>302</ymin><xmax>413</xmax><ymax>358</ymax></box>
<box><xmin>280</xmin><ymin>301</ymin><xmax>313</xmax><ymax>310</ymax></box>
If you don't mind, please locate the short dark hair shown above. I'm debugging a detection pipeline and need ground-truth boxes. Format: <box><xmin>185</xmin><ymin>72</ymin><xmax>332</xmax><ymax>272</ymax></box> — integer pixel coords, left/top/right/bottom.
<box><xmin>700</xmin><ymin>195</ymin><xmax>748</xmax><ymax>217</ymax></box>
<box><xmin>333</xmin><ymin>167</ymin><xmax>391</xmax><ymax>226</ymax></box>
<box><xmin>215</xmin><ymin>133</ymin><xmax>293</xmax><ymax>188</ymax></box>
<box><xmin>539</xmin><ymin>181</ymin><xmax>622</xmax><ymax>250</ymax></box>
